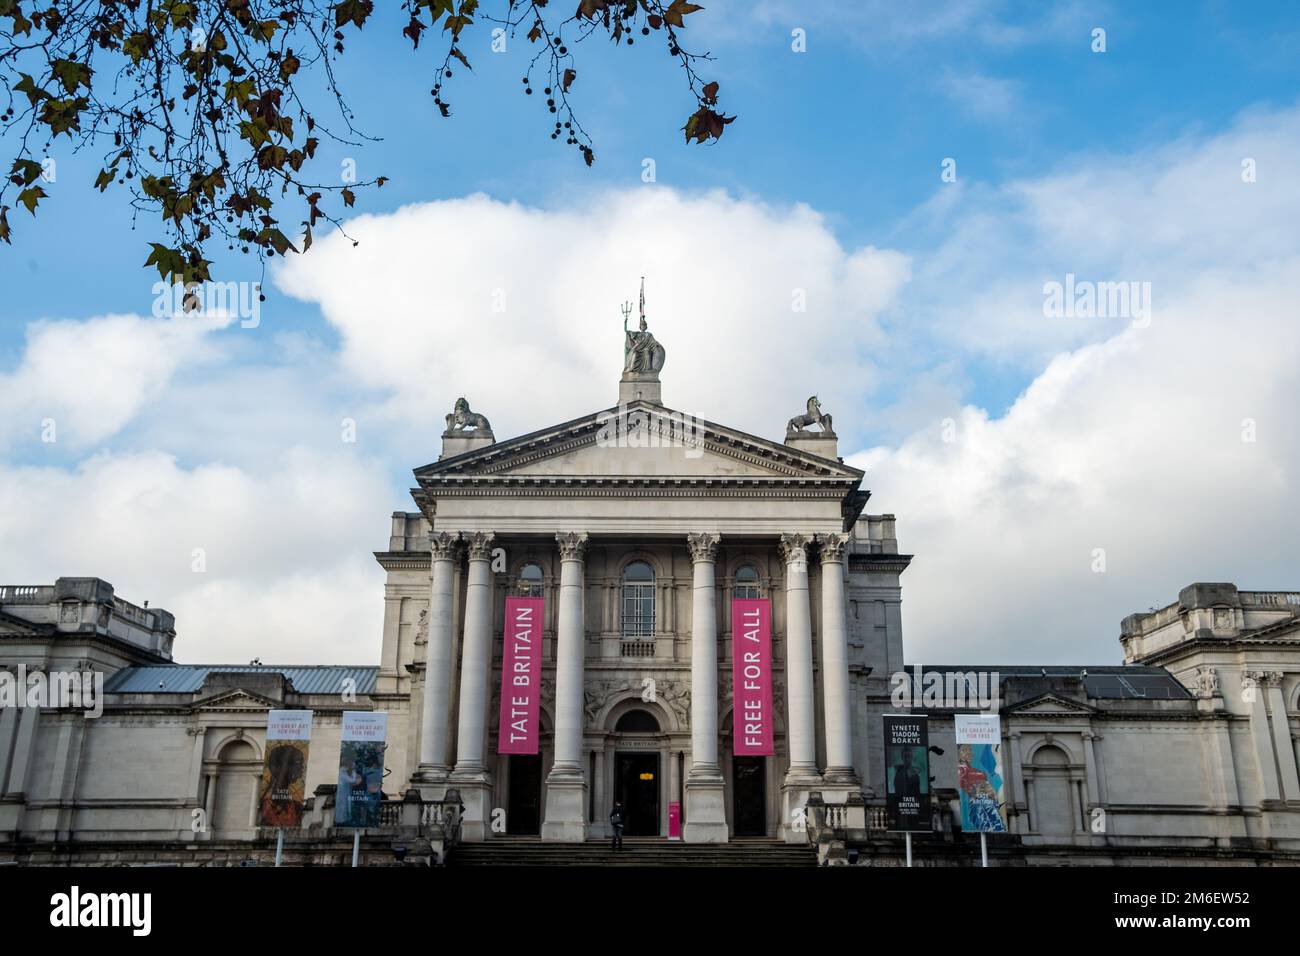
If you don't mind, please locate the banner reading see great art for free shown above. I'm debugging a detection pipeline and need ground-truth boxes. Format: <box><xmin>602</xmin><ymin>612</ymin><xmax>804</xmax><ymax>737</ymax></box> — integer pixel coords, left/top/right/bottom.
<box><xmin>731</xmin><ymin>598</ymin><xmax>774</xmax><ymax>756</ymax></box>
<box><xmin>335</xmin><ymin>711</ymin><xmax>388</xmax><ymax>829</ymax></box>
<box><xmin>257</xmin><ymin>709</ymin><xmax>312</xmax><ymax>828</ymax></box>
<box><xmin>955</xmin><ymin>713</ymin><xmax>1008</xmax><ymax>833</ymax></box>
<box><xmin>498</xmin><ymin>596</ymin><xmax>543</xmax><ymax>755</ymax></box>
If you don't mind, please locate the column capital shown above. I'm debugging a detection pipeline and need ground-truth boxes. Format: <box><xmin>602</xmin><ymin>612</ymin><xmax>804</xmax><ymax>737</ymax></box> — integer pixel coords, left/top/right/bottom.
<box><xmin>816</xmin><ymin>532</ymin><xmax>850</xmax><ymax>564</ymax></box>
<box><xmin>686</xmin><ymin>532</ymin><xmax>721</xmax><ymax>564</ymax></box>
<box><xmin>464</xmin><ymin>531</ymin><xmax>496</xmax><ymax>561</ymax></box>
<box><xmin>429</xmin><ymin>530</ymin><xmax>461</xmax><ymax>560</ymax></box>
<box><xmin>778</xmin><ymin>532</ymin><xmax>810</xmax><ymax>566</ymax></box>
<box><xmin>555</xmin><ymin>531</ymin><xmax>589</xmax><ymax>561</ymax></box>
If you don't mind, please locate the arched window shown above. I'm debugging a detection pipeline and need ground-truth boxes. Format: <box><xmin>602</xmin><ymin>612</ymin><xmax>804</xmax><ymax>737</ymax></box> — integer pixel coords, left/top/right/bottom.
<box><xmin>517</xmin><ymin>562</ymin><xmax>544</xmax><ymax>598</ymax></box>
<box><xmin>621</xmin><ymin>561</ymin><xmax>655</xmax><ymax>638</ymax></box>
<box><xmin>735</xmin><ymin>564</ymin><xmax>761</xmax><ymax>599</ymax></box>
<box><xmin>615</xmin><ymin>709</ymin><xmax>661</xmax><ymax>733</ymax></box>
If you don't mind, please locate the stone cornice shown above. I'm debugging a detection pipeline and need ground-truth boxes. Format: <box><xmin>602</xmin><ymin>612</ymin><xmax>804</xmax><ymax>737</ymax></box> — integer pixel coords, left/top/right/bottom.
<box><xmin>411</xmin><ymin>477</ymin><xmax>859</xmax><ymax>498</ymax></box>
<box><xmin>414</xmin><ymin>401</ymin><xmax>865</xmax><ymax>482</ymax></box>
<box><xmin>373</xmin><ymin>551</ymin><xmax>432</xmax><ymax>571</ymax></box>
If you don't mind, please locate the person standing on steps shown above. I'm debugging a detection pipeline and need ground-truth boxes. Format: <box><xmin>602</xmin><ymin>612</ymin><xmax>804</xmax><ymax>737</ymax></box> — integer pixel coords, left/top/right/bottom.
<box><xmin>610</xmin><ymin>801</ymin><xmax>625</xmax><ymax>851</ymax></box>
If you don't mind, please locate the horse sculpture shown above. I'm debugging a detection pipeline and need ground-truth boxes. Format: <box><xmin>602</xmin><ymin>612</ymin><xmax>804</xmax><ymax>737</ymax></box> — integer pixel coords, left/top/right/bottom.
<box><xmin>787</xmin><ymin>395</ymin><xmax>833</xmax><ymax>435</ymax></box>
<box><xmin>444</xmin><ymin>397</ymin><xmax>493</xmax><ymax>434</ymax></box>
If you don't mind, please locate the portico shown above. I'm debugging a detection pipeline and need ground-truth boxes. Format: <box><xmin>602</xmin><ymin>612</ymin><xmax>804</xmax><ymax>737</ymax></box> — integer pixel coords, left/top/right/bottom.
<box><xmin>397</xmin><ymin>294</ymin><xmax>881</xmax><ymax>842</ymax></box>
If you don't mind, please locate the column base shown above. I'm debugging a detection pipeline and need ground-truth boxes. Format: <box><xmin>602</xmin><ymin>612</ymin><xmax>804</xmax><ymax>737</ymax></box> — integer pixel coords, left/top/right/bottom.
<box><xmin>820</xmin><ymin>765</ymin><xmax>861</xmax><ymax>799</ymax></box>
<box><xmin>780</xmin><ymin>767</ymin><xmax>823</xmax><ymax>844</ymax></box>
<box><xmin>410</xmin><ymin>765</ymin><xmax>451</xmax><ymax>802</ymax></box>
<box><xmin>683</xmin><ymin>769</ymin><xmax>729</xmax><ymax>843</ymax></box>
<box><xmin>447</xmin><ymin>768</ymin><xmax>494</xmax><ymax>842</ymax></box>
<box><xmin>540</xmin><ymin>768</ymin><xmax>588</xmax><ymax>842</ymax></box>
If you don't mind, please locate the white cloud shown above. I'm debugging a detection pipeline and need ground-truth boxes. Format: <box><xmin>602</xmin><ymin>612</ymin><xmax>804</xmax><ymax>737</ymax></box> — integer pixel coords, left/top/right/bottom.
<box><xmin>0</xmin><ymin>312</ymin><xmax>229</xmax><ymax>451</ymax></box>
<box><xmin>850</xmin><ymin>109</ymin><xmax>1300</xmax><ymax>664</ymax></box>
<box><xmin>0</xmin><ymin>449</ymin><xmax>390</xmax><ymax>663</ymax></box>
<box><xmin>274</xmin><ymin>188</ymin><xmax>911</xmax><ymax>447</ymax></box>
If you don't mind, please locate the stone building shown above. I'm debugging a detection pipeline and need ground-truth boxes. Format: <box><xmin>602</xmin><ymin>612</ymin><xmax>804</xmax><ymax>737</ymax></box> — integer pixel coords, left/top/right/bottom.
<box><xmin>1</xmin><ymin>313</ymin><xmax>1298</xmax><ymax>864</ymax></box>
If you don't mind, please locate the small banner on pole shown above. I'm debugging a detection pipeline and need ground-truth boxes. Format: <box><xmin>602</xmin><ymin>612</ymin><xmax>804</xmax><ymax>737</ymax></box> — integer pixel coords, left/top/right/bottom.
<box><xmin>884</xmin><ymin>714</ymin><xmax>931</xmax><ymax>832</ymax></box>
<box><xmin>335</xmin><ymin>711</ymin><xmax>388</xmax><ymax>828</ymax></box>
<box><xmin>257</xmin><ymin>709</ymin><xmax>312</xmax><ymax>828</ymax></box>
<box><xmin>955</xmin><ymin>713</ymin><xmax>1008</xmax><ymax>833</ymax></box>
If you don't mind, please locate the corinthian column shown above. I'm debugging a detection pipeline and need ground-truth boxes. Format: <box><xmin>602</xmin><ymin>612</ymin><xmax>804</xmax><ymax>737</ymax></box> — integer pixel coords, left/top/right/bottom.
<box><xmin>542</xmin><ymin>531</ymin><xmax>589</xmax><ymax>841</ymax></box>
<box><xmin>817</xmin><ymin>533</ymin><xmax>859</xmax><ymax>787</ymax></box>
<box><xmin>684</xmin><ymin>532</ymin><xmax>728</xmax><ymax>842</ymax></box>
<box><xmin>415</xmin><ymin>531</ymin><xmax>460</xmax><ymax>788</ymax></box>
<box><xmin>779</xmin><ymin>532</ymin><xmax>821</xmax><ymax>840</ymax></box>
<box><xmin>451</xmin><ymin>532</ymin><xmax>496</xmax><ymax>840</ymax></box>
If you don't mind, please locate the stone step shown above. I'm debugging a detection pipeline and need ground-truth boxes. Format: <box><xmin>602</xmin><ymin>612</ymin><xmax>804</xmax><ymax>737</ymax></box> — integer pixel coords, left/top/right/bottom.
<box><xmin>449</xmin><ymin>839</ymin><xmax>817</xmax><ymax>867</ymax></box>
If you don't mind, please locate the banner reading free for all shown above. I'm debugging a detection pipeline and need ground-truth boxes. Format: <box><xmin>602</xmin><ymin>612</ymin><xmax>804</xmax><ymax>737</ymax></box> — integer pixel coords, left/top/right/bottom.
<box><xmin>731</xmin><ymin>598</ymin><xmax>774</xmax><ymax>756</ymax></box>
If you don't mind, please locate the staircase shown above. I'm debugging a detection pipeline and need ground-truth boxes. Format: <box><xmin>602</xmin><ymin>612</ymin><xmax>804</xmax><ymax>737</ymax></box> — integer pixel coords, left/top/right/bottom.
<box><xmin>449</xmin><ymin>836</ymin><xmax>817</xmax><ymax>867</ymax></box>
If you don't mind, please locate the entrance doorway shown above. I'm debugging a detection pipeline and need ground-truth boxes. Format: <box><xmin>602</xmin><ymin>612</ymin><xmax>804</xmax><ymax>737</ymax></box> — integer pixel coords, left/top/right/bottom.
<box><xmin>732</xmin><ymin>756</ymin><xmax>766</xmax><ymax>837</ymax></box>
<box><xmin>615</xmin><ymin>753</ymin><xmax>660</xmax><ymax>836</ymax></box>
<box><xmin>507</xmin><ymin>754</ymin><xmax>542</xmax><ymax>835</ymax></box>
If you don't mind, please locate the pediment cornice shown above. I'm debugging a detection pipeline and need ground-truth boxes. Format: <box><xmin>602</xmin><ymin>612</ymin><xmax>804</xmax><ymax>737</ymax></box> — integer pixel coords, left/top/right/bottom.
<box><xmin>415</xmin><ymin>402</ymin><xmax>864</xmax><ymax>487</ymax></box>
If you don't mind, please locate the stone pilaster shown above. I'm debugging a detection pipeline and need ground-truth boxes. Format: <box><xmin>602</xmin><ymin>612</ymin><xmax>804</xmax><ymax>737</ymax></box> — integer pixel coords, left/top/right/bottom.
<box><xmin>684</xmin><ymin>532</ymin><xmax>728</xmax><ymax>843</ymax></box>
<box><xmin>779</xmin><ymin>532</ymin><xmax>821</xmax><ymax>840</ymax></box>
<box><xmin>451</xmin><ymin>531</ymin><xmax>496</xmax><ymax>840</ymax></box>
<box><xmin>542</xmin><ymin>531</ymin><xmax>589</xmax><ymax>841</ymax></box>
<box><xmin>816</xmin><ymin>533</ymin><xmax>858</xmax><ymax>790</ymax></box>
<box><xmin>413</xmin><ymin>531</ymin><xmax>460</xmax><ymax>792</ymax></box>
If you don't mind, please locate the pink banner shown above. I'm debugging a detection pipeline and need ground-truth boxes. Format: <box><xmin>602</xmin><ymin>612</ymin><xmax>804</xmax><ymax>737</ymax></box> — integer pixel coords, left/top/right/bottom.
<box><xmin>732</xmin><ymin>598</ymin><xmax>775</xmax><ymax>756</ymax></box>
<box><xmin>498</xmin><ymin>597</ymin><xmax>543</xmax><ymax>755</ymax></box>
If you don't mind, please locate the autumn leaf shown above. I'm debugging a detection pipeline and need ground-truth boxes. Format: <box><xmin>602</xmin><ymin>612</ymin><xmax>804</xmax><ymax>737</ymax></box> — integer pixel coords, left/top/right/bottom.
<box><xmin>16</xmin><ymin>185</ymin><xmax>46</xmax><ymax>215</ymax></box>
<box><xmin>663</xmin><ymin>0</ymin><xmax>703</xmax><ymax>28</ymax></box>
<box><xmin>451</xmin><ymin>46</ymin><xmax>472</xmax><ymax>70</ymax></box>
<box><xmin>0</xmin><ymin>206</ymin><xmax>10</xmax><ymax>244</ymax></box>
<box><xmin>701</xmin><ymin>80</ymin><xmax>718</xmax><ymax>104</ymax></box>
<box><xmin>563</xmin><ymin>68</ymin><xmax>576</xmax><ymax>92</ymax></box>
<box><xmin>341</xmin><ymin>187</ymin><xmax>355</xmax><ymax>207</ymax></box>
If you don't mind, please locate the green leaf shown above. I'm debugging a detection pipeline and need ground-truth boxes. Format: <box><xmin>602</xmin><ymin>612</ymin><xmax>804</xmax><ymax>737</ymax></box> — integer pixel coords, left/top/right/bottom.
<box><xmin>333</xmin><ymin>0</ymin><xmax>374</xmax><ymax>29</ymax></box>
<box><xmin>50</xmin><ymin>59</ymin><xmax>92</xmax><ymax>94</ymax></box>
<box><xmin>10</xmin><ymin>159</ymin><xmax>43</xmax><ymax>186</ymax></box>
<box><xmin>13</xmin><ymin>73</ymin><xmax>50</xmax><ymax>107</ymax></box>
<box><xmin>16</xmin><ymin>185</ymin><xmax>45</xmax><ymax>215</ymax></box>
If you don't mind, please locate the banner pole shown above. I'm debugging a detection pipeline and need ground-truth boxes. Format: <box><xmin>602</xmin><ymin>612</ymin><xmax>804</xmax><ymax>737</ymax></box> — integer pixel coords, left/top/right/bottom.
<box><xmin>980</xmin><ymin>832</ymin><xmax>988</xmax><ymax>868</ymax></box>
<box><xmin>275</xmin><ymin>829</ymin><xmax>284</xmax><ymax>868</ymax></box>
<box><xmin>905</xmin><ymin>831</ymin><xmax>912</xmax><ymax>868</ymax></box>
<box><xmin>352</xmin><ymin>830</ymin><xmax>360</xmax><ymax>868</ymax></box>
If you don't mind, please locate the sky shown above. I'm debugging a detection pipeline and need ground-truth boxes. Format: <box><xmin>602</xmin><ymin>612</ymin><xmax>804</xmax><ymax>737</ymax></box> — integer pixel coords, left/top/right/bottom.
<box><xmin>2</xmin><ymin>0</ymin><xmax>1299</xmax><ymax>666</ymax></box>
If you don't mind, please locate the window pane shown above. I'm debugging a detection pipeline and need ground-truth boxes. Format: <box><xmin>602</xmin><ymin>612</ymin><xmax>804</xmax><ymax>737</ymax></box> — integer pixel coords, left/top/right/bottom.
<box><xmin>735</xmin><ymin>564</ymin><xmax>760</xmax><ymax>599</ymax></box>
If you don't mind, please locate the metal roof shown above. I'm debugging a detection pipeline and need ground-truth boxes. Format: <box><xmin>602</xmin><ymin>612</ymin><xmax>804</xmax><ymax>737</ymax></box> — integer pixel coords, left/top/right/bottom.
<box><xmin>919</xmin><ymin>664</ymin><xmax>1193</xmax><ymax>700</ymax></box>
<box><xmin>104</xmin><ymin>665</ymin><xmax>378</xmax><ymax>695</ymax></box>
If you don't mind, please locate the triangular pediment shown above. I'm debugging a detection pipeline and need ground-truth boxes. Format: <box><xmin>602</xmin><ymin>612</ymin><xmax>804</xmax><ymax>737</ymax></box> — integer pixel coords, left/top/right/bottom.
<box><xmin>191</xmin><ymin>688</ymin><xmax>281</xmax><ymax>712</ymax></box>
<box><xmin>1006</xmin><ymin>693</ymin><xmax>1098</xmax><ymax>717</ymax></box>
<box><xmin>416</xmin><ymin>402</ymin><xmax>863</xmax><ymax>483</ymax></box>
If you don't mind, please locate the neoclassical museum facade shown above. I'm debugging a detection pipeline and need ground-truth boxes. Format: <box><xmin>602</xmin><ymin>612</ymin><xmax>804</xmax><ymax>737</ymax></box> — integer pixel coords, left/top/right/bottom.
<box><xmin>2</xmin><ymin>313</ymin><xmax>1300</xmax><ymax>864</ymax></box>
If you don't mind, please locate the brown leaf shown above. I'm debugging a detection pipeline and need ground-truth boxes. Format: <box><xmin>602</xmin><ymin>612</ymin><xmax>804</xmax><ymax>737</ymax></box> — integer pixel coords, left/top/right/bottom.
<box><xmin>341</xmin><ymin>187</ymin><xmax>355</xmax><ymax>207</ymax></box>
<box><xmin>562</xmin><ymin>68</ymin><xmax>576</xmax><ymax>92</ymax></box>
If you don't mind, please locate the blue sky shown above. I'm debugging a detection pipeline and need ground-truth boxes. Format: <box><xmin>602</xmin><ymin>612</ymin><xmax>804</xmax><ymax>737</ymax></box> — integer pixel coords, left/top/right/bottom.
<box><xmin>3</xmin><ymin>1</ymin><xmax>1299</xmax><ymax>664</ymax></box>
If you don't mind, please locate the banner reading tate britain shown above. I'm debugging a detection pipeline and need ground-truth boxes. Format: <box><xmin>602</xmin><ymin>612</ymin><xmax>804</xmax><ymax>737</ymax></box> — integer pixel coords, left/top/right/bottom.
<box><xmin>498</xmin><ymin>596</ymin><xmax>543</xmax><ymax>755</ymax></box>
<box><xmin>731</xmin><ymin>598</ymin><xmax>774</xmax><ymax>756</ymax></box>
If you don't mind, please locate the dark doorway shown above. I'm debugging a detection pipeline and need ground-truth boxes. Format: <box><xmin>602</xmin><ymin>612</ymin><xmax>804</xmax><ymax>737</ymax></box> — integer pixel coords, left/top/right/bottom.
<box><xmin>733</xmin><ymin>756</ymin><xmax>766</xmax><ymax>837</ymax></box>
<box><xmin>615</xmin><ymin>753</ymin><xmax>660</xmax><ymax>836</ymax></box>
<box><xmin>507</xmin><ymin>754</ymin><xmax>542</xmax><ymax>835</ymax></box>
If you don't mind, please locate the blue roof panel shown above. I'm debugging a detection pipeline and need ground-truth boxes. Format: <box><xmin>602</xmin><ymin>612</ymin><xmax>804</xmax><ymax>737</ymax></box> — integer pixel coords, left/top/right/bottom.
<box><xmin>104</xmin><ymin>665</ymin><xmax>378</xmax><ymax>695</ymax></box>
